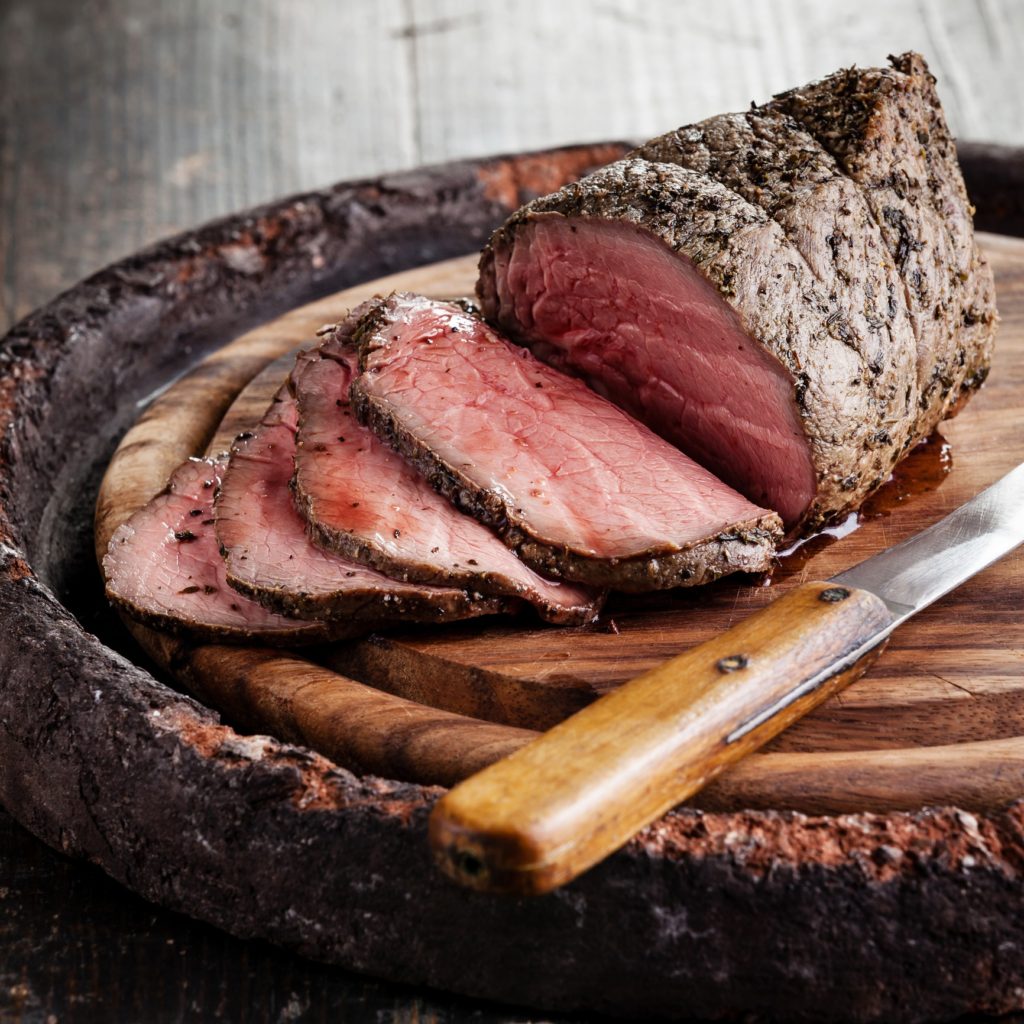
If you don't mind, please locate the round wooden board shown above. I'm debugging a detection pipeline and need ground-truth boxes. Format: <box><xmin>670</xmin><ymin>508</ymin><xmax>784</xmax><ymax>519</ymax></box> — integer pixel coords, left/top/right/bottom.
<box><xmin>95</xmin><ymin>233</ymin><xmax>1024</xmax><ymax>816</ymax></box>
<box><xmin>234</xmin><ymin>240</ymin><xmax>1024</xmax><ymax>755</ymax></box>
<box><xmin>4</xmin><ymin>143</ymin><xmax>1024</xmax><ymax>1023</ymax></box>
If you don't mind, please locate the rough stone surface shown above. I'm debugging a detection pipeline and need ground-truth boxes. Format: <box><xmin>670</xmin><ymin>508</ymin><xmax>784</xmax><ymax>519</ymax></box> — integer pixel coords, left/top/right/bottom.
<box><xmin>1</xmin><ymin>142</ymin><xmax>1023</xmax><ymax>1023</ymax></box>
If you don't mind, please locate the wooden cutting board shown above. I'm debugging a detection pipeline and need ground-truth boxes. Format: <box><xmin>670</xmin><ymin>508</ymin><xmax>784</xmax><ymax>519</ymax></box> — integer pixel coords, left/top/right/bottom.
<box><xmin>96</xmin><ymin>233</ymin><xmax>1024</xmax><ymax>812</ymax></box>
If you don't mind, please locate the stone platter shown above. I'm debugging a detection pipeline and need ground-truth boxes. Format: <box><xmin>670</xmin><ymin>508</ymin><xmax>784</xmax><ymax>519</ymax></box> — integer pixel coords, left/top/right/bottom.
<box><xmin>1</xmin><ymin>141</ymin><xmax>1023</xmax><ymax>1023</ymax></box>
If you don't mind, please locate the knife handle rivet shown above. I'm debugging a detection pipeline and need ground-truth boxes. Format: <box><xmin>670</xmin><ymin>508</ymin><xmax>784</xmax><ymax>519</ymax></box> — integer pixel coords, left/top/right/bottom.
<box><xmin>453</xmin><ymin>849</ymin><xmax>486</xmax><ymax>881</ymax></box>
<box><xmin>717</xmin><ymin>654</ymin><xmax>749</xmax><ymax>673</ymax></box>
<box><xmin>819</xmin><ymin>587</ymin><xmax>851</xmax><ymax>603</ymax></box>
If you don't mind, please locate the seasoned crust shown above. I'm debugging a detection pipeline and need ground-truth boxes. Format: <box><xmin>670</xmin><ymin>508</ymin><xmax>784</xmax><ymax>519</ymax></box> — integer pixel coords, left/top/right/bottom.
<box><xmin>103</xmin><ymin>590</ymin><xmax>339</xmax><ymax>645</ymax></box>
<box><xmin>225</xmin><ymin>566</ymin><xmax>511</xmax><ymax>624</ymax></box>
<box><xmin>631</xmin><ymin>109</ymin><xmax>919</xmax><ymax>471</ymax></box>
<box><xmin>766</xmin><ymin>51</ymin><xmax>998</xmax><ymax>433</ymax></box>
<box><xmin>292</xmin><ymin>484</ymin><xmax>597</xmax><ymax>625</ymax></box>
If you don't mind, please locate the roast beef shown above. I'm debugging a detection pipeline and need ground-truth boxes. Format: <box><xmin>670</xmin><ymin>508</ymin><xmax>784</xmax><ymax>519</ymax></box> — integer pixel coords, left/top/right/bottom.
<box><xmin>103</xmin><ymin>456</ymin><xmax>336</xmax><ymax>644</ymax></box>
<box><xmin>766</xmin><ymin>52</ymin><xmax>997</xmax><ymax>432</ymax></box>
<box><xmin>290</xmin><ymin>343</ymin><xmax>600</xmax><ymax>624</ymax></box>
<box><xmin>215</xmin><ymin>385</ymin><xmax>511</xmax><ymax>626</ymax></box>
<box><xmin>347</xmin><ymin>293</ymin><xmax>781</xmax><ymax>590</ymax></box>
<box><xmin>478</xmin><ymin>54</ymin><xmax>996</xmax><ymax>532</ymax></box>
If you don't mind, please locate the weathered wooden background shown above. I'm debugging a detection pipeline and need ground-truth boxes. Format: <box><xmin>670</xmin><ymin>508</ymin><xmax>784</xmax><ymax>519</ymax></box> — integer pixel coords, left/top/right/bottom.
<box><xmin>2</xmin><ymin>1</ymin><xmax>1024</xmax><ymax>1021</ymax></box>
<box><xmin>3</xmin><ymin>0</ymin><xmax>1024</xmax><ymax>331</ymax></box>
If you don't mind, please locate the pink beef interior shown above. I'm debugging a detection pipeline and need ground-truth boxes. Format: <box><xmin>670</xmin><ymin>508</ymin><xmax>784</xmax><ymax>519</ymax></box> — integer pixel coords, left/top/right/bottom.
<box><xmin>487</xmin><ymin>216</ymin><xmax>816</xmax><ymax>526</ymax></box>
<box><xmin>103</xmin><ymin>456</ymin><xmax>317</xmax><ymax>636</ymax></box>
<box><xmin>294</xmin><ymin>349</ymin><xmax>596</xmax><ymax>620</ymax></box>
<box><xmin>356</xmin><ymin>296</ymin><xmax>772</xmax><ymax>561</ymax></box>
<box><xmin>217</xmin><ymin>390</ymin><xmax>474</xmax><ymax>604</ymax></box>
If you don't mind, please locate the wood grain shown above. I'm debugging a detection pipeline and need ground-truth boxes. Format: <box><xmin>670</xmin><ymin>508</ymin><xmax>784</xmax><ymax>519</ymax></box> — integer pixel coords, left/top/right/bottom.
<box><xmin>95</xmin><ymin>232</ymin><xmax>1024</xmax><ymax>816</ymax></box>
<box><xmin>152</xmin><ymin>637</ymin><xmax>535</xmax><ymax>789</ymax></box>
<box><xmin>195</xmin><ymin>234</ymin><xmax>1024</xmax><ymax>756</ymax></box>
<box><xmin>430</xmin><ymin>581</ymin><xmax>895</xmax><ymax>894</ymax></box>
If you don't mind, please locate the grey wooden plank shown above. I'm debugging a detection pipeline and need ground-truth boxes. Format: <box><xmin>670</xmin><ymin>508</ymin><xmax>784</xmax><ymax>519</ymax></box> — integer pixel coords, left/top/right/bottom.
<box><xmin>0</xmin><ymin>0</ymin><xmax>413</xmax><ymax>329</ymax></box>
<box><xmin>3</xmin><ymin>0</ymin><xmax>1024</xmax><ymax>332</ymax></box>
<box><xmin>406</xmin><ymin>0</ymin><xmax>1024</xmax><ymax>165</ymax></box>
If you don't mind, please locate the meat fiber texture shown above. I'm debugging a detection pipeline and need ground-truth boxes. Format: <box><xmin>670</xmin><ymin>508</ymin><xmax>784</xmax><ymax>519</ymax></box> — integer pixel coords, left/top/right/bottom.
<box><xmin>215</xmin><ymin>384</ymin><xmax>512</xmax><ymax>628</ymax></box>
<box><xmin>290</xmin><ymin>342</ymin><xmax>600</xmax><ymax>625</ymax></box>
<box><xmin>479</xmin><ymin>52</ymin><xmax>996</xmax><ymax>533</ymax></box>
<box><xmin>480</xmin><ymin>159</ymin><xmax>862</xmax><ymax>530</ymax></box>
<box><xmin>103</xmin><ymin>456</ymin><xmax>338</xmax><ymax>644</ymax></box>
<box><xmin>347</xmin><ymin>292</ymin><xmax>781</xmax><ymax>591</ymax></box>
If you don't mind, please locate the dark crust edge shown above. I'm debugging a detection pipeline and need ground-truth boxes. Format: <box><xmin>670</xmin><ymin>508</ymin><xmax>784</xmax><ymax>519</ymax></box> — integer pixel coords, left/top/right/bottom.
<box><xmin>349</xmin><ymin>298</ymin><xmax>782</xmax><ymax>590</ymax></box>
<box><xmin>765</xmin><ymin>53</ymin><xmax>999</xmax><ymax>436</ymax></box>
<box><xmin>0</xmin><ymin>142</ymin><xmax>1022</xmax><ymax>1024</ymax></box>
<box><xmin>225</xmin><ymin>565</ymin><xmax>512</xmax><ymax>626</ymax></box>
<box><xmin>290</xmin><ymin>490</ymin><xmax>598</xmax><ymax>626</ymax></box>
<box><xmin>104</xmin><ymin>588</ymin><xmax>339</xmax><ymax>645</ymax></box>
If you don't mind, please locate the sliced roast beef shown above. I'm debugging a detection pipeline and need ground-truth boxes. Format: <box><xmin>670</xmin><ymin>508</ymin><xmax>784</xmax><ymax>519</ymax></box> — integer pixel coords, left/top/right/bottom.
<box><xmin>766</xmin><ymin>52</ymin><xmax>997</xmax><ymax>431</ymax></box>
<box><xmin>347</xmin><ymin>293</ymin><xmax>781</xmax><ymax>590</ymax></box>
<box><xmin>631</xmin><ymin>109</ymin><xmax>919</xmax><ymax>464</ymax></box>
<box><xmin>290</xmin><ymin>343</ymin><xmax>599</xmax><ymax>624</ymax></box>
<box><xmin>215</xmin><ymin>386</ymin><xmax>511</xmax><ymax>625</ymax></box>
<box><xmin>103</xmin><ymin>456</ymin><xmax>336</xmax><ymax>644</ymax></box>
<box><xmin>479</xmin><ymin>158</ymin><xmax>890</xmax><ymax>530</ymax></box>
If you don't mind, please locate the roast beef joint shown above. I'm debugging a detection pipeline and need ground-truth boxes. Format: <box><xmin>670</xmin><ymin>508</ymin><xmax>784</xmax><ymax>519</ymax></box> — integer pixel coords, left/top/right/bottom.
<box><xmin>479</xmin><ymin>52</ymin><xmax>996</xmax><ymax>534</ymax></box>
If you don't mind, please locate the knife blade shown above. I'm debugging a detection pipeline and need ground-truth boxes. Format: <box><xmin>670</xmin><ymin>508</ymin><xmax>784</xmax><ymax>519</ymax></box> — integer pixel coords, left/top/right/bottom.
<box><xmin>833</xmin><ymin>460</ymin><xmax>1024</xmax><ymax>621</ymax></box>
<box><xmin>725</xmin><ymin>462</ymin><xmax>1024</xmax><ymax>744</ymax></box>
<box><xmin>429</xmin><ymin>463</ymin><xmax>1024</xmax><ymax>895</ymax></box>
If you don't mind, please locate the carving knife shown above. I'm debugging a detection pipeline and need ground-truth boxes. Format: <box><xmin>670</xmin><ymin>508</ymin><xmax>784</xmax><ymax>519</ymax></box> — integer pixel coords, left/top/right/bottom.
<box><xmin>429</xmin><ymin>462</ymin><xmax>1024</xmax><ymax>894</ymax></box>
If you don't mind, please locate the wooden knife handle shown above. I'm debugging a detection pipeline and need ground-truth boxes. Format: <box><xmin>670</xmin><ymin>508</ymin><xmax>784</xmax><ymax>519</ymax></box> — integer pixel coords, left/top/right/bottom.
<box><xmin>429</xmin><ymin>580</ymin><xmax>895</xmax><ymax>894</ymax></box>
